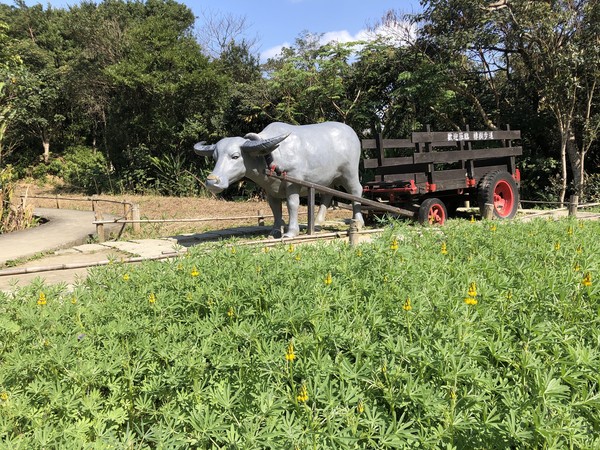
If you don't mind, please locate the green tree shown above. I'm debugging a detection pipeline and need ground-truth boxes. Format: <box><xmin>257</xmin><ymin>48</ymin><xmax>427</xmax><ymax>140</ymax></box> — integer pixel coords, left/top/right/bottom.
<box><xmin>416</xmin><ymin>0</ymin><xmax>600</xmax><ymax>201</ymax></box>
<box><xmin>0</xmin><ymin>19</ymin><xmax>23</xmax><ymax>165</ymax></box>
<box><xmin>2</xmin><ymin>2</ymin><xmax>71</xmax><ymax>164</ymax></box>
<box><xmin>100</xmin><ymin>0</ymin><xmax>228</xmax><ymax>190</ymax></box>
<box><xmin>264</xmin><ymin>33</ymin><xmax>361</xmax><ymax>125</ymax></box>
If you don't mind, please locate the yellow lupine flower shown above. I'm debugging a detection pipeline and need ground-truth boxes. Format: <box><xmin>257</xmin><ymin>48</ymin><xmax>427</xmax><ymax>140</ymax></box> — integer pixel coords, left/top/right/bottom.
<box><xmin>490</xmin><ymin>224</ymin><xmax>497</xmax><ymax>232</ymax></box>
<box><xmin>403</xmin><ymin>297</ymin><xmax>412</xmax><ymax>311</ymax></box>
<box><xmin>288</xmin><ymin>244</ymin><xmax>295</xmax><ymax>253</ymax></box>
<box><xmin>554</xmin><ymin>242</ymin><xmax>561</xmax><ymax>251</ymax></box>
<box><xmin>227</xmin><ymin>307</ymin><xmax>235</xmax><ymax>318</ymax></box>
<box><xmin>148</xmin><ymin>292</ymin><xmax>156</xmax><ymax>304</ymax></box>
<box><xmin>0</xmin><ymin>392</ymin><xmax>8</xmax><ymax>401</ymax></box>
<box><xmin>464</xmin><ymin>297</ymin><xmax>478</xmax><ymax>305</ymax></box>
<box><xmin>470</xmin><ymin>215</ymin><xmax>476</xmax><ymax>223</ymax></box>
<box><xmin>297</xmin><ymin>382</ymin><xmax>309</xmax><ymax>403</ymax></box>
<box><xmin>390</xmin><ymin>238</ymin><xmax>399</xmax><ymax>251</ymax></box>
<box><xmin>191</xmin><ymin>267</ymin><xmax>200</xmax><ymax>277</ymax></box>
<box><xmin>122</xmin><ymin>273</ymin><xmax>130</xmax><ymax>281</ymax></box>
<box><xmin>582</xmin><ymin>272</ymin><xmax>592</xmax><ymax>287</ymax></box>
<box><xmin>576</xmin><ymin>244</ymin><xmax>583</xmax><ymax>254</ymax></box>
<box><xmin>468</xmin><ymin>282</ymin><xmax>477</xmax><ymax>298</ymax></box>
<box><xmin>441</xmin><ymin>242</ymin><xmax>448</xmax><ymax>255</ymax></box>
<box><xmin>295</xmin><ymin>254</ymin><xmax>301</xmax><ymax>261</ymax></box>
<box><xmin>285</xmin><ymin>341</ymin><xmax>296</xmax><ymax>362</ymax></box>
<box><xmin>324</xmin><ymin>272</ymin><xmax>332</xmax><ymax>285</ymax></box>
<box><xmin>357</xmin><ymin>399</ymin><xmax>364</xmax><ymax>414</ymax></box>
<box><xmin>567</xmin><ymin>226</ymin><xmax>573</xmax><ymax>236</ymax></box>
<box><xmin>37</xmin><ymin>292</ymin><xmax>47</xmax><ymax>306</ymax></box>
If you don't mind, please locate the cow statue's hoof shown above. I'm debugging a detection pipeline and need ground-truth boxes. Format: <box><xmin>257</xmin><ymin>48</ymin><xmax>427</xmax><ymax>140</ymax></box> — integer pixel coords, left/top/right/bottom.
<box><xmin>269</xmin><ymin>229</ymin><xmax>283</xmax><ymax>239</ymax></box>
<box><xmin>282</xmin><ymin>225</ymin><xmax>300</xmax><ymax>239</ymax></box>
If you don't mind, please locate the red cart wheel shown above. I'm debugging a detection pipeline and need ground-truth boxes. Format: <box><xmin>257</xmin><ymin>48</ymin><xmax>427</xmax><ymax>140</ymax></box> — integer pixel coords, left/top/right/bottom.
<box><xmin>418</xmin><ymin>198</ymin><xmax>447</xmax><ymax>226</ymax></box>
<box><xmin>478</xmin><ymin>170</ymin><xmax>519</xmax><ymax>219</ymax></box>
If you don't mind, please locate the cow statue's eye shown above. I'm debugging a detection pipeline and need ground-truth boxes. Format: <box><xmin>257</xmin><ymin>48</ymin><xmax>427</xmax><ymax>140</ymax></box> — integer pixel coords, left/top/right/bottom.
<box><xmin>231</xmin><ymin>154</ymin><xmax>241</xmax><ymax>160</ymax></box>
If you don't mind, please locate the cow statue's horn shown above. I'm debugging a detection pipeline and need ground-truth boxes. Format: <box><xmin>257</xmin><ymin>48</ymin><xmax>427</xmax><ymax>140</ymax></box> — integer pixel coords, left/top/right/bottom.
<box><xmin>193</xmin><ymin>141</ymin><xmax>216</xmax><ymax>156</ymax></box>
<box><xmin>241</xmin><ymin>133</ymin><xmax>290</xmax><ymax>156</ymax></box>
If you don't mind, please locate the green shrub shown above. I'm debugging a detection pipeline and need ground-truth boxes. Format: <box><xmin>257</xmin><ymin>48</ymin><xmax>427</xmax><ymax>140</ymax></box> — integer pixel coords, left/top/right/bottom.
<box><xmin>149</xmin><ymin>153</ymin><xmax>201</xmax><ymax>197</ymax></box>
<box><xmin>582</xmin><ymin>173</ymin><xmax>600</xmax><ymax>203</ymax></box>
<box><xmin>60</xmin><ymin>146</ymin><xmax>113</xmax><ymax>194</ymax></box>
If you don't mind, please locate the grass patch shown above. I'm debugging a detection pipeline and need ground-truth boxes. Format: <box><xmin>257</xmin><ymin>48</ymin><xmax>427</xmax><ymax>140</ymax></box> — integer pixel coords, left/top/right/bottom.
<box><xmin>0</xmin><ymin>218</ymin><xmax>598</xmax><ymax>448</ymax></box>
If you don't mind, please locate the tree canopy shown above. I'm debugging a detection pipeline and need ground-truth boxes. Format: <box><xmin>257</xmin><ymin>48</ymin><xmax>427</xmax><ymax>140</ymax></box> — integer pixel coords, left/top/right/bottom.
<box><xmin>0</xmin><ymin>0</ymin><xmax>597</xmax><ymax>200</ymax></box>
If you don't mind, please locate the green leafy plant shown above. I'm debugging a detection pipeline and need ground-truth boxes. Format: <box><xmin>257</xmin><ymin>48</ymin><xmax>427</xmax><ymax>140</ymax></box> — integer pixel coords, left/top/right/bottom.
<box><xmin>0</xmin><ymin>218</ymin><xmax>598</xmax><ymax>448</ymax></box>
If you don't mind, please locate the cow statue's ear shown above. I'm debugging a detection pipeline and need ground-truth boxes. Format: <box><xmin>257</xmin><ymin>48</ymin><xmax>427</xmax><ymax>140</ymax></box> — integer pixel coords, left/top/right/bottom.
<box><xmin>241</xmin><ymin>133</ymin><xmax>290</xmax><ymax>156</ymax></box>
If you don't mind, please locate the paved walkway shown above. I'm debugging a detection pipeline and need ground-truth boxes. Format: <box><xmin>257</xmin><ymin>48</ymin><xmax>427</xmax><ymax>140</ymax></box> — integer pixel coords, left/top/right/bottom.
<box><xmin>0</xmin><ymin>208</ymin><xmax>270</xmax><ymax>292</ymax></box>
<box><xmin>0</xmin><ymin>208</ymin><xmax>104</xmax><ymax>266</ymax></box>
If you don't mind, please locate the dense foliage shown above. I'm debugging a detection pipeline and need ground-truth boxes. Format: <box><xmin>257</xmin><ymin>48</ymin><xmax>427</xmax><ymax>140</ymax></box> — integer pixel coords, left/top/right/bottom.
<box><xmin>0</xmin><ymin>218</ymin><xmax>598</xmax><ymax>448</ymax></box>
<box><xmin>0</xmin><ymin>0</ymin><xmax>598</xmax><ymax>200</ymax></box>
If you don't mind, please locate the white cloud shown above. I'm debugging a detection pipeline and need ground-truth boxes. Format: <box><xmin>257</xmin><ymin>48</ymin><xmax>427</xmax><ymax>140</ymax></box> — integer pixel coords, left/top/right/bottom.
<box><xmin>261</xmin><ymin>43</ymin><xmax>290</xmax><ymax>61</ymax></box>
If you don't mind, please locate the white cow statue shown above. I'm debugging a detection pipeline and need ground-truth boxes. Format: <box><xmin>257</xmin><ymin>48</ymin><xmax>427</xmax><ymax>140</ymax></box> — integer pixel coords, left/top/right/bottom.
<box><xmin>194</xmin><ymin>122</ymin><xmax>364</xmax><ymax>238</ymax></box>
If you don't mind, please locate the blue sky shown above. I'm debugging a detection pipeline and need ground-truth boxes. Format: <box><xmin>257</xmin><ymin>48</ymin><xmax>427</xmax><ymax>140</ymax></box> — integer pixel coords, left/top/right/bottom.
<box><xmin>1</xmin><ymin>0</ymin><xmax>422</xmax><ymax>60</ymax></box>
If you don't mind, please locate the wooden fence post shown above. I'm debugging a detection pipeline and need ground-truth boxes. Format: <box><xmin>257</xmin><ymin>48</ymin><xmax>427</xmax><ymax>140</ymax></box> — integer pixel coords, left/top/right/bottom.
<box><xmin>258</xmin><ymin>210</ymin><xmax>265</xmax><ymax>227</ymax></box>
<box><xmin>132</xmin><ymin>204</ymin><xmax>141</xmax><ymax>235</ymax></box>
<box><xmin>483</xmin><ymin>203</ymin><xmax>495</xmax><ymax>220</ymax></box>
<box><xmin>348</xmin><ymin>219</ymin><xmax>359</xmax><ymax>246</ymax></box>
<box><xmin>124</xmin><ymin>202</ymin><xmax>131</xmax><ymax>221</ymax></box>
<box><xmin>568</xmin><ymin>195</ymin><xmax>578</xmax><ymax>217</ymax></box>
<box><xmin>95</xmin><ymin>210</ymin><xmax>105</xmax><ymax>242</ymax></box>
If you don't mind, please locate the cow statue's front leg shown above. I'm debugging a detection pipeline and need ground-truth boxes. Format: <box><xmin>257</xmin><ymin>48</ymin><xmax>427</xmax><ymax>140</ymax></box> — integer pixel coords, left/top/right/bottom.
<box><xmin>267</xmin><ymin>194</ymin><xmax>285</xmax><ymax>239</ymax></box>
<box><xmin>284</xmin><ymin>185</ymin><xmax>301</xmax><ymax>238</ymax></box>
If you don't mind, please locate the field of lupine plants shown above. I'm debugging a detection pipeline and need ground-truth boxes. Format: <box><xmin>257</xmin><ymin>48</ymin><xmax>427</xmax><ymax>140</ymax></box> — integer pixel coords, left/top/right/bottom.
<box><xmin>0</xmin><ymin>218</ymin><xmax>599</xmax><ymax>449</ymax></box>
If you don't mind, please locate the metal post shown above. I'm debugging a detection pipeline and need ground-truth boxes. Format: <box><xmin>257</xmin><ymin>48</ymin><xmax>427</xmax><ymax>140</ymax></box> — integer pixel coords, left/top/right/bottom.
<box><xmin>307</xmin><ymin>187</ymin><xmax>315</xmax><ymax>235</ymax></box>
<box><xmin>568</xmin><ymin>195</ymin><xmax>578</xmax><ymax>217</ymax></box>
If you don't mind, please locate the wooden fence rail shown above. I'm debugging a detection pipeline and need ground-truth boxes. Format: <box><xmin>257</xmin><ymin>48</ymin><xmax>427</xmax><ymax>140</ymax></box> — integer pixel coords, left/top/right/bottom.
<box><xmin>92</xmin><ymin>210</ymin><xmax>283</xmax><ymax>242</ymax></box>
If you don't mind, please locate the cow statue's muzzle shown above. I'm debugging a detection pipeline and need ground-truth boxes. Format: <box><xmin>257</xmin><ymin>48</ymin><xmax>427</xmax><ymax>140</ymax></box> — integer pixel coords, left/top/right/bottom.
<box><xmin>205</xmin><ymin>173</ymin><xmax>228</xmax><ymax>193</ymax></box>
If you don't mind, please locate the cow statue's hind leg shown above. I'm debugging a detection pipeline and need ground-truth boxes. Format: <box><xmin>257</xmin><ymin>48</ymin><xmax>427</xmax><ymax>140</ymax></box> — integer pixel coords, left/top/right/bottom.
<box><xmin>315</xmin><ymin>194</ymin><xmax>333</xmax><ymax>226</ymax></box>
<box><xmin>343</xmin><ymin>175</ymin><xmax>365</xmax><ymax>229</ymax></box>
